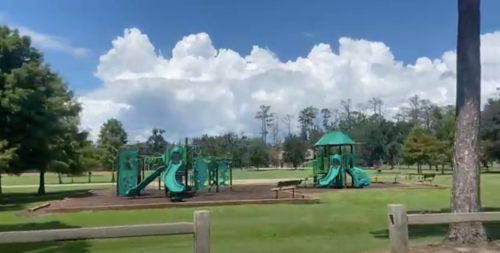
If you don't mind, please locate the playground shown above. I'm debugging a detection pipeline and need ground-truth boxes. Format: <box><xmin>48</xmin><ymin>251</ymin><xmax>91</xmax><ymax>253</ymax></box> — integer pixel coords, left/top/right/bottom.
<box><xmin>119</xmin><ymin>131</ymin><xmax>378</xmax><ymax>200</ymax></box>
<box><xmin>25</xmin><ymin>131</ymin><xmax>444</xmax><ymax>214</ymax></box>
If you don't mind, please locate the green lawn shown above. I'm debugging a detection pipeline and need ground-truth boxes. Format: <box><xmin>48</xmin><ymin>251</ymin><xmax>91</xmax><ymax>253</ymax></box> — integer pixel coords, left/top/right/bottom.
<box><xmin>2</xmin><ymin>169</ymin><xmax>314</xmax><ymax>186</ymax></box>
<box><xmin>1</xmin><ymin>174</ymin><xmax>500</xmax><ymax>253</ymax></box>
<box><xmin>2</xmin><ymin>173</ymin><xmax>114</xmax><ymax>185</ymax></box>
<box><xmin>4</xmin><ymin>163</ymin><xmax>499</xmax><ymax>186</ymax></box>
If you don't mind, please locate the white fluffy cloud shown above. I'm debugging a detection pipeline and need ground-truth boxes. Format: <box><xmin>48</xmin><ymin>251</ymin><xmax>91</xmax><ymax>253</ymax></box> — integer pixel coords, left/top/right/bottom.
<box><xmin>79</xmin><ymin>28</ymin><xmax>500</xmax><ymax>141</ymax></box>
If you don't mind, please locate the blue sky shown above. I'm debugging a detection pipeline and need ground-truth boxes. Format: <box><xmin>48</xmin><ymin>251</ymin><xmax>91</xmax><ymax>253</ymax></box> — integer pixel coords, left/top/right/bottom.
<box><xmin>2</xmin><ymin>0</ymin><xmax>500</xmax><ymax>95</ymax></box>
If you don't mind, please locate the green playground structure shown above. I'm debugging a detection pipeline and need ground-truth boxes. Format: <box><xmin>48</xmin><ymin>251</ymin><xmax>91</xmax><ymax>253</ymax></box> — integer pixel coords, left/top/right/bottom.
<box><xmin>116</xmin><ymin>141</ymin><xmax>233</xmax><ymax>201</ymax></box>
<box><xmin>312</xmin><ymin>131</ymin><xmax>371</xmax><ymax>188</ymax></box>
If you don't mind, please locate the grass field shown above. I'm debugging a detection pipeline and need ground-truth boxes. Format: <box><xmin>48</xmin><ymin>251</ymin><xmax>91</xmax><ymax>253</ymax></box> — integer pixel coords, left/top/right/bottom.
<box><xmin>2</xmin><ymin>168</ymin><xmax>314</xmax><ymax>186</ymax></box>
<box><xmin>2</xmin><ymin>165</ymin><xmax>480</xmax><ymax>186</ymax></box>
<box><xmin>1</xmin><ymin>173</ymin><xmax>500</xmax><ymax>253</ymax></box>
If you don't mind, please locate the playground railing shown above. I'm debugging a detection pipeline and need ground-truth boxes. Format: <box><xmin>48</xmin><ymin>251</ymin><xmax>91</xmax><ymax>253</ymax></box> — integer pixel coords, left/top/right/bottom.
<box><xmin>0</xmin><ymin>210</ymin><xmax>210</xmax><ymax>253</ymax></box>
<box><xmin>387</xmin><ymin>204</ymin><xmax>500</xmax><ymax>253</ymax></box>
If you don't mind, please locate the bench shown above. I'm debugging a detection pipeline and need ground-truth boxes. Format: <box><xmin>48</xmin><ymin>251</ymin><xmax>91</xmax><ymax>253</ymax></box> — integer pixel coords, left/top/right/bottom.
<box><xmin>371</xmin><ymin>171</ymin><xmax>402</xmax><ymax>183</ymax></box>
<box><xmin>271</xmin><ymin>180</ymin><xmax>303</xmax><ymax>199</ymax></box>
<box><xmin>418</xmin><ymin>174</ymin><xmax>436</xmax><ymax>185</ymax></box>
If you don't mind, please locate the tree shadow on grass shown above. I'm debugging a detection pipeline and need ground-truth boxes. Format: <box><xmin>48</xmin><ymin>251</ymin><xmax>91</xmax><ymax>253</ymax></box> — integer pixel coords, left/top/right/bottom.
<box><xmin>0</xmin><ymin>221</ymin><xmax>90</xmax><ymax>253</ymax></box>
<box><xmin>370</xmin><ymin>207</ymin><xmax>500</xmax><ymax>240</ymax></box>
<box><xmin>0</xmin><ymin>189</ymin><xmax>93</xmax><ymax>212</ymax></box>
<box><xmin>482</xmin><ymin>170</ymin><xmax>500</xmax><ymax>174</ymax></box>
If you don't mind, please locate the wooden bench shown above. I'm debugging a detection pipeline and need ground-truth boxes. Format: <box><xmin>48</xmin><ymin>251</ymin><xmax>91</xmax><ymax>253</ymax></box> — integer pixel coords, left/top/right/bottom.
<box><xmin>418</xmin><ymin>174</ymin><xmax>436</xmax><ymax>185</ymax></box>
<box><xmin>271</xmin><ymin>180</ymin><xmax>303</xmax><ymax>199</ymax></box>
<box><xmin>371</xmin><ymin>171</ymin><xmax>401</xmax><ymax>183</ymax></box>
<box><xmin>404</xmin><ymin>173</ymin><xmax>436</xmax><ymax>185</ymax></box>
<box><xmin>404</xmin><ymin>173</ymin><xmax>423</xmax><ymax>180</ymax></box>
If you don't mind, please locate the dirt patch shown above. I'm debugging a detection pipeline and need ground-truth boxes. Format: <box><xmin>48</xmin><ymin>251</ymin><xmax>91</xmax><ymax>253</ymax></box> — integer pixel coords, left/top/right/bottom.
<box><xmin>26</xmin><ymin>182</ymin><xmax>444</xmax><ymax>214</ymax></box>
<box><xmin>32</xmin><ymin>185</ymin><xmax>319</xmax><ymax>214</ymax></box>
<box><xmin>373</xmin><ymin>241</ymin><xmax>500</xmax><ymax>253</ymax></box>
<box><xmin>297</xmin><ymin>182</ymin><xmax>446</xmax><ymax>194</ymax></box>
<box><xmin>408</xmin><ymin>242</ymin><xmax>499</xmax><ymax>253</ymax></box>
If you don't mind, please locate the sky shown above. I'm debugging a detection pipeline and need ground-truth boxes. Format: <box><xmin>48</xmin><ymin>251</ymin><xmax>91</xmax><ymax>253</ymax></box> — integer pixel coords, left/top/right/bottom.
<box><xmin>2</xmin><ymin>0</ymin><xmax>500</xmax><ymax>142</ymax></box>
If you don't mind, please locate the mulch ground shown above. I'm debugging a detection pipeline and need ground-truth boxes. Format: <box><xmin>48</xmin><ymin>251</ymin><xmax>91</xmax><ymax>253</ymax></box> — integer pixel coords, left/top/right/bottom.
<box><xmin>27</xmin><ymin>182</ymin><xmax>445</xmax><ymax>214</ymax></box>
<box><xmin>32</xmin><ymin>185</ymin><xmax>319</xmax><ymax>214</ymax></box>
<box><xmin>376</xmin><ymin>241</ymin><xmax>500</xmax><ymax>253</ymax></box>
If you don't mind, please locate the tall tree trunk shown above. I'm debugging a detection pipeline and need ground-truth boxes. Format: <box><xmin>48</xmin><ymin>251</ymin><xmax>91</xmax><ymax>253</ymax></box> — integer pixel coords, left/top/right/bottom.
<box><xmin>37</xmin><ymin>169</ymin><xmax>46</xmax><ymax>195</ymax></box>
<box><xmin>446</xmin><ymin>0</ymin><xmax>486</xmax><ymax>243</ymax></box>
<box><xmin>0</xmin><ymin>173</ymin><xmax>3</xmax><ymax>198</ymax></box>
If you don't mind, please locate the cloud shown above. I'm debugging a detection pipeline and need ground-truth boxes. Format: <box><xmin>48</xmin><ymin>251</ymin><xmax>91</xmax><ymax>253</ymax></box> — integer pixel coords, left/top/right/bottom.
<box><xmin>0</xmin><ymin>13</ymin><xmax>88</xmax><ymax>56</ymax></box>
<box><xmin>79</xmin><ymin>28</ymin><xmax>500</xmax><ymax>141</ymax></box>
<box><xmin>16</xmin><ymin>26</ymin><xmax>89</xmax><ymax>56</ymax></box>
<box><xmin>303</xmin><ymin>32</ymin><xmax>315</xmax><ymax>38</ymax></box>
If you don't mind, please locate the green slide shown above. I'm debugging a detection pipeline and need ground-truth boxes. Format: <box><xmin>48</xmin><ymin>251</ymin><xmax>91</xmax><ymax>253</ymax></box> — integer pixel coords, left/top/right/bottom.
<box><xmin>125</xmin><ymin>165</ymin><xmax>166</xmax><ymax>197</ymax></box>
<box><xmin>346</xmin><ymin>167</ymin><xmax>371</xmax><ymax>188</ymax></box>
<box><xmin>318</xmin><ymin>166</ymin><xmax>340</xmax><ymax>187</ymax></box>
<box><xmin>163</xmin><ymin>162</ymin><xmax>185</xmax><ymax>193</ymax></box>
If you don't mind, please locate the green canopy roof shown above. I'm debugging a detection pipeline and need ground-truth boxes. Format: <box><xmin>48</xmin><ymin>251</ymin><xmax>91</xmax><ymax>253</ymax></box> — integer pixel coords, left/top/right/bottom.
<box><xmin>314</xmin><ymin>131</ymin><xmax>356</xmax><ymax>146</ymax></box>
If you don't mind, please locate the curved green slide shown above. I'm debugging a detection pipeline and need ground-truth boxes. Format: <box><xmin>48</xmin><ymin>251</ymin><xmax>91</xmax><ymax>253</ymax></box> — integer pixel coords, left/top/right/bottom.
<box><xmin>163</xmin><ymin>162</ymin><xmax>185</xmax><ymax>193</ymax></box>
<box><xmin>346</xmin><ymin>167</ymin><xmax>371</xmax><ymax>188</ymax></box>
<box><xmin>318</xmin><ymin>166</ymin><xmax>340</xmax><ymax>187</ymax></box>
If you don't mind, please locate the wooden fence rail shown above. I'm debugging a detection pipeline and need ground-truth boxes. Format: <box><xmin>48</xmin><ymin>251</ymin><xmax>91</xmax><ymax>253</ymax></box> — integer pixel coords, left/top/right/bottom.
<box><xmin>0</xmin><ymin>210</ymin><xmax>210</xmax><ymax>253</ymax></box>
<box><xmin>388</xmin><ymin>204</ymin><xmax>500</xmax><ymax>253</ymax></box>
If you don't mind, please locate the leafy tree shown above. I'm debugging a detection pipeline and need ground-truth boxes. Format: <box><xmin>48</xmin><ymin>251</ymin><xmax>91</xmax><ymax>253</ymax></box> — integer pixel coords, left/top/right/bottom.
<box><xmin>146</xmin><ymin>128</ymin><xmax>167</xmax><ymax>154</ymax></box>
<box><xmin>97</xmin><ymin>118</ymin><xmax>128</xmax><ymax>182</ymax></box>
<box><xmin>402</xmin><ymin>128</ymin><xmax>439</xmax><ymax>173</ymax></box>
<box><xmin>446</xmin><ymin>0</ymin><xmax>486</xmax><ymax>243</ymax></box>
<box><xmin>0</xmin><ymin>140</ymin><xmax>17</xmax><ymax>197</ymax></box>
<box><xmin>298</xmin><ymin>106</ymin><xmax>318</xmax><ymax>139</ymax></box>
<box><xmin>320</xmin><ymin>108</ymin><xmax>332</xmax><ymax>130</ymax></box>
<box><xmin>247</xmin><ymin>138</ymin><xmax>269</xmax><ymax>169</ymax></box>
<box><xmin>0</xmin><ymin>25</ymin><xmax>82</xmax><ymax>194</ymax></box>
<box><xmin>282</xmin><ymin>134</ymin><xmax>308</xmax><ymax>169</ymax></box>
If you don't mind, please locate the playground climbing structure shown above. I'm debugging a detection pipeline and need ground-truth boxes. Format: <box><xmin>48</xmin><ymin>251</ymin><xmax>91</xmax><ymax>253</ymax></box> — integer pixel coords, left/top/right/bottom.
<box><xmin>116</xmin><ymin>143</ymin><xmax>233</xmax><ymax>201</ymax></box>
<box><xmin>312</xmin><ymin>131</ymin><xmax>371</xmax><ymax>188</ymax></box>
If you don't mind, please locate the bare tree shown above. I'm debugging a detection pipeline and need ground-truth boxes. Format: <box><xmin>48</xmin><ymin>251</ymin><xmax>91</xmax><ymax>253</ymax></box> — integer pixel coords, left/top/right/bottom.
<box><xmin>255</xmin><ymin>105</ymin><xmax>274</xmax><ymax>143</ymax></box>
<box><xmin>368</xmin><ymin>97</ymin><xmax>384</xmax><ymax>115</ymax></box>
<box><xmin>446</xmin><ymin>0</ymin><xmax>486</xmax><ymax>243</ymax></box>
<box><xmin>281</xmin><ymin>114</ymin><xmax>294</xmax><ymax>136</ymax></box>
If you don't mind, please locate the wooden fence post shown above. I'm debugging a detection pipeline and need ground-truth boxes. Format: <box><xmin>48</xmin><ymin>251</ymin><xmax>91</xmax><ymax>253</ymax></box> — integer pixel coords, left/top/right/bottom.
<box><xmin>194</xmin><ymin>210</ymin><xmax>210</xmax><ymax>253</ymax></box>
<box><xmin>388</xmin><ymin>204</ymin><xmax>409</xmax><ymax>253</ymax></box>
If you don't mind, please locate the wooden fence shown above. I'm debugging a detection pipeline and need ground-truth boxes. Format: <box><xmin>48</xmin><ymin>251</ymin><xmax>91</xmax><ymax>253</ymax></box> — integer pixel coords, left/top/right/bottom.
<box><xmin>388</xmin><ymin>204</ymin><xmax>500</xmax><ymax>253</ymax></box>
<box><xmin>0</xmin><ymin>210</ymin><xmax>210</xmax><ymax>253</ymax></box>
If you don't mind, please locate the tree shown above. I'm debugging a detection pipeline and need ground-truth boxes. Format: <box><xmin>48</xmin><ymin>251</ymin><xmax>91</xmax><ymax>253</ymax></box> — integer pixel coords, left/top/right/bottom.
<box><xmin>247</xmin><ymin>138</ymin><xmax>269</xmax><ymax>168</ymax></box>
<box><xmin>298</xmin><ymin>106</ymin><xmax>318</xmax><ymax>139</ymax></box>
<box><xmin>446</xmin><ymin>0</ymin><xmax>486</xmax><ymax>243</ymax></box>
<box><xmin>255</xmin><ymin>105</ymin><xmax>274</xmax><ymax>143</ymax></box>
<box><xmin>281</xmin><ymin>114</ymin><xmax>294</xmax><ymax>136</ymax></box>
<box><xmin>0</xmin><ymin>26</ymin><xmax>82</xmax><ymax>194</ymax></box>
<box><xmin>320</xmin><ymin>108</ymin><xmax>332</xmax><ymax>130</ymax></box>
<box><xmin>0</xmin><ymin>140</ymin><xmax>16</xmax><ymax>197</ymax></box>
<box><xmin>146</xmin><ymin>128</ymin><xmax>167</xmax><ymax>154</ymax></box>
<box><xmin>402</xmin><ymin>128</ymin><xmax>439</xmax><ymax>173</ymax></box>
<box><xmin>282</xmin><ymin>134</ymin><xmax>308</xmax><ymax>169</ymax></box>
<box><xmin>97</xmin><ymin>119</ymin><xmax>128</xmax><ymax>182</ymax></box>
